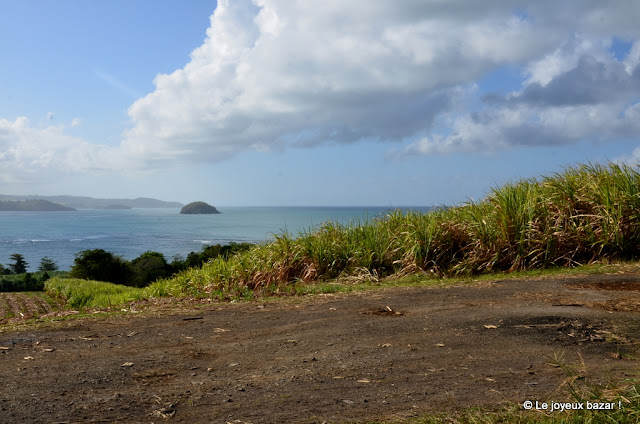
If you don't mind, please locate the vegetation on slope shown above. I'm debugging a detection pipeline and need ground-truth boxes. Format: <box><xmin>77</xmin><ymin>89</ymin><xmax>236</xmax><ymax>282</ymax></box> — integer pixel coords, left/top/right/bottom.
<box><xmin>147</xmin><ymin>162</ymin><xmax>640</xmax><ymax>298</ymax></box>
<box><xmin>45</xmin><ymin>278</ymin><xmax>144</xmax><ymax>309</ymax></box>
<box><xmin>0</xmin><ymin>199</ymin><xmax>76</xmax><ymax>211</ymax></box>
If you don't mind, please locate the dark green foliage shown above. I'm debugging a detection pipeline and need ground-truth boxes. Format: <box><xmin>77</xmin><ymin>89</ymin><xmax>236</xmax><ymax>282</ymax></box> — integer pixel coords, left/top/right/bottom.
<box><xmin>169</xmin><ymin>254</ymin><xmax>186</xmax><ymax>273</ymax></box>
<box><xmin>22</xmin><ymin>273</ymin><xmax>41</xmax><ymax>290</ymax></box>
<box><xmin>70</xmin><ymin>249</ymin><xmax>134</xmax><ymax>286</ymax></box>
<box><xmin>62</xmin><ymin>244</ymin><xmax>254</xmax><ymax>288</ymax></box>
<box><xmin>130</xmin><ymin>251</ymin><xmax>170</xmax><ymax>287</ymax></box>
<box><xmin>129</xmin><ymin>245</ymin><xmax>253</xmax><ymax>287</ymax></box>
<box><xmin>182</xmin><ymin>242</ymin><xmax>254</xmax><ymax>269</ymax></box>
<box><xmin>0</xmin><ymin>272</ymin><xmax>46</xmax><ymax>292</ymax></box>
<box><xmin>9</xmin><ymin>254</ymin><xmax>28</xmax><ymax>274</ymax></box>
<box><xmin>38</xmin><ymin>257</ymin><xmax>59</xmax><ymax>272</ymax></box>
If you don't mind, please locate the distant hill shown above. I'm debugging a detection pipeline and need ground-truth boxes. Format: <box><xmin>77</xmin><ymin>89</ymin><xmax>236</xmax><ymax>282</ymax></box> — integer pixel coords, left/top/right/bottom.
<box><xmin>0</xmin><ymin>200</ymin><xmax>76</xmax><ymax>211</ymax></box>
<box><xmin>0</xmin><ymin>195</ymin><xmax>183</xmax><ymax>209</ymax></box>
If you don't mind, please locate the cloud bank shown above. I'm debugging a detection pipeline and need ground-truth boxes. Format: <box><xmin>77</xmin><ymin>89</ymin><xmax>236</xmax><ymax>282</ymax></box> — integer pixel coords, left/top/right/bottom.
<box><xmin>398</xmin><ymin>35</ymin><xmax>640</xmax><ymax>156</ymax></box>
<box><xmin>2</xmin><ymin>0</ymin><xmax>640</xmax><ymax>183</ymax></box>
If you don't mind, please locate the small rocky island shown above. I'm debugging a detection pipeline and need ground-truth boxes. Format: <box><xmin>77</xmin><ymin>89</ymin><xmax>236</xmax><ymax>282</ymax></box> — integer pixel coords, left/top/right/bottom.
<box><xmin>180</xmin><ymin>201</ymin><xmax>221</xmax><ymax>214</ymax></box>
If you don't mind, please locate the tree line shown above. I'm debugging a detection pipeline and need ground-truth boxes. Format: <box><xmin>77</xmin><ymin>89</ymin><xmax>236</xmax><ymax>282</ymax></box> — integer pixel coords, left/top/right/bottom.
<box><xmin>0</xmin><ymin>242</ymin><xmax>254</xmax><ymax>292</ymax></box>
<box><xmin>0</xmin><ymin>254</ymin><xmax>59</xmax><ymax>292</ymax></box>
<box><xmin>0</xmin><ymin>254</ymin><xmax>58</xmax><ymax>275</ymax></box>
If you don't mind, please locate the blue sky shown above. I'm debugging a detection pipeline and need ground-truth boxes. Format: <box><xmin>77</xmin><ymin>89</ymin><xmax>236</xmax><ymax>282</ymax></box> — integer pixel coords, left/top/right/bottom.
<box><xmin>1</xmin><ymin>1</ymin><xmax>639</xmax><ymax>206</ymax></box>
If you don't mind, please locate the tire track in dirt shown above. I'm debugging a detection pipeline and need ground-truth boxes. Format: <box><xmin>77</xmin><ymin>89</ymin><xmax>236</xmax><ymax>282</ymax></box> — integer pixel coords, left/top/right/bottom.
<box><xmin>2</xmin><ymin>293</ymin><xmax>23</xmax><ymax>318</ymax></box>
<box><xmin>21</xmin><ymin>293</ymin><xmax>52</xmax><ymax>315</ymax></box>
<box><xmin>0</xmin><ymin>294</ymin><xmax>9</xmax><ymax>318</ymax></box>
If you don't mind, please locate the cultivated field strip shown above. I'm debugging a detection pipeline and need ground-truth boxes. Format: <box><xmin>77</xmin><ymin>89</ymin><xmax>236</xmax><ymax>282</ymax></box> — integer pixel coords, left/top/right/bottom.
<box><xmin>0</xmin><ymin>293</ymin><xmax>54</xmax><ymax>322</ymax></box>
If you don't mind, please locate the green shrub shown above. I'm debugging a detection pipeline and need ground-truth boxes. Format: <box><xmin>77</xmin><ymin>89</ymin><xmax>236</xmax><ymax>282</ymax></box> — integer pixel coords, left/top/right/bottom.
<box><xmin>69</xmin><ymin>249</ymin><xmax>134</xmax><ymax>286</ymax></box>
<box><xmin>0</xmin><ymin>272</ymin><xmax>47</xmax><ymax>292</ymax></box>
<box><xmin>130</xmin><ymin>251</ymin><xmax>170</xmax><ymax>287</ymax></box>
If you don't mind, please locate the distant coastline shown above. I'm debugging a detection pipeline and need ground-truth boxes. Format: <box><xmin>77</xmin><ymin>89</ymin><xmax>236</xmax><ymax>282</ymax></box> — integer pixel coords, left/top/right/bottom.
<box><xmin>97</xmin><ymin>204</ymin><xmax>133</xmax><ymax>210</ymax></box>
<box><xmin>0</xmin><ymin>206</ymin><xmax>414</xmax><ymax>271</ymax></box>
<box><xmin>0</xmin><ymin>199</ymin><xmax>76</xmax><ymax>212</ymax></box>
<box><xmin>0</xmin><ymin>194</ymin><xmax>183</xmax><ymax>210</ymax></box>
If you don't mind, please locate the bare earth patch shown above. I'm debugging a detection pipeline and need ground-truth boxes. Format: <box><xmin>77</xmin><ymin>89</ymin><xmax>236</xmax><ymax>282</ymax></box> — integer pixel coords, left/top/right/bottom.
<box><xmin>1</xmin><ymin>273</ymin><xmax>639</xmax><ymax>423</ymax></box>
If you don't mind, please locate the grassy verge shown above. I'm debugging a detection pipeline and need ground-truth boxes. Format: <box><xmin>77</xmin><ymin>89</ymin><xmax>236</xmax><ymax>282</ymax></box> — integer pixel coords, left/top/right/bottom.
<box><xmin>34</xmin><ymin>260</ymin><xmax>636</xmax><ymax>312</ymax></box>
<box><xmin>146</xmin><ymin>162</ymin><xmax>640</xmax><ymax>300</ymax></box>
<box><xmin>45</xmin><ymin>278</ymin><xmax>145</xmax><ymax>309</ymax></box>
<box><xmin>35</xmin><ymin>162</ymin><xmax>640</xmax><ymax>308</ymax></box>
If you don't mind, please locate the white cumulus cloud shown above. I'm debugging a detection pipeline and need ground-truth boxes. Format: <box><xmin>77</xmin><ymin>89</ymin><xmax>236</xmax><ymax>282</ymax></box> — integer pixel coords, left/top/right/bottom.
<box><xmin>119</xmin><ymin>0</ymin><xmax>557</xmax><ymax>168</ymax></box>
<box><xmin>397</xmin><ymin>32</ymin><xmax>640</xmax><ymax>157</ymax></box>
<box><xmin>0</xmin><ymin>117</ymin><xmax>119</xmax><ymax>184</ymax></box>
<box><xmin>120</xmin><ymin>0</ymin><xmax>640</xmax><ymax>167</ymax></box>
<box><xmin>3</xmin><ymin>0</ymin><xmax>640</xmax><ymax>182</ymax></box>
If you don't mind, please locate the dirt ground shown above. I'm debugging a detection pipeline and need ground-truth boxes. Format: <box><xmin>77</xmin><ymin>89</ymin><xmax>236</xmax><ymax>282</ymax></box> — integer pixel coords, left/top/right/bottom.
<box><xmin>1</xmin><ymin>273</ymin><xmax>640</xmax><ymax>424</ymax></box>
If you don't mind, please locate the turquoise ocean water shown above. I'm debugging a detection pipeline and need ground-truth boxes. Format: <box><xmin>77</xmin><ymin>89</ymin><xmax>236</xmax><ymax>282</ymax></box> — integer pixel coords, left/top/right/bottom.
<box><xmin>0</xmin><ymin>206</ymin><xmax>430</xmax><ymax>271</ymax></box>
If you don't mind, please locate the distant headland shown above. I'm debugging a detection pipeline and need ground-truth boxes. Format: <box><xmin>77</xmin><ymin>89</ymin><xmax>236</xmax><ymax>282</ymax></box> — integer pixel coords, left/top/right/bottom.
<box><xmin>0</xmin><ymin>194</ymin><xmax>183</xmax><ymax>210</ymax></box>
<box><xmin>180</xmin><ymin>201</ymin><xmax>221</xmax><ymax>214</ymax></box>
<box><xmin>0</xmin><ymin>199</ymin><xmax>76</xmax><ymax>211</ymax></box>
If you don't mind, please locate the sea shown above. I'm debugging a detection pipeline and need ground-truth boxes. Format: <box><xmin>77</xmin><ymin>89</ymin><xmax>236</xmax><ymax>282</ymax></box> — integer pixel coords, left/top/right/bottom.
<box><xmin>0</xmin><ymin>206</ymin><xmax>431</xmax><ymax>271</ymax></box>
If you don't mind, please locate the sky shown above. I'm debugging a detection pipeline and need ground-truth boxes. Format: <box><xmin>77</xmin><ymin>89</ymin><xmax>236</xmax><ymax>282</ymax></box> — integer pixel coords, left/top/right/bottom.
<box><xmin>1</xmin><ymin>1</ymin><xmax>640</xmax><ymax>207</ymax></box>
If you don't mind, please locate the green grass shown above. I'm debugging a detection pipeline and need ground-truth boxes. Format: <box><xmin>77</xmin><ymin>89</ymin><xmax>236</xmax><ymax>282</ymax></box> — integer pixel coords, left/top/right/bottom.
<box><xmin>45</xmin><ymin>277</ymin><xmax>145</xmax><ymax>309</ymax></box>
<box><xmin>37</xmin><ymin>162</ymin><xmax>640</xmax><ymax>308</ymax></box>
<box><xmin>145</xmin><ymin>162</ymin><xmax>640</xmax><ymax>299</ymax></box>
